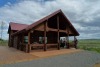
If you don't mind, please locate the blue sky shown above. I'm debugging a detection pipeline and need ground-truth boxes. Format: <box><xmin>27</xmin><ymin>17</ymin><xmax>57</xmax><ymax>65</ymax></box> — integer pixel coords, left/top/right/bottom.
<box><xmin>0</xmin><ymin>0</ymin><xmax>17</xmax><ymax>7</ymax></box>
<box><xmin>0</xmin><ymin>0</ymin><xmax>54</xmax><ymax>7</ymax></box>
<box><xmin>0</xmin><ymin>0</ymin><xmax>100</xmax><ymax>40</ymax></box>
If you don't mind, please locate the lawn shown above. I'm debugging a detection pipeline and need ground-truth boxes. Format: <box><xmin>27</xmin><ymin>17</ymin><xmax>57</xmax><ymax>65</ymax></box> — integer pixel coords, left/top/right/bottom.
<box><xmin>78</xmin><ymin>39</ymin><xmax>100</xmax><ymax>53</ymax></box>
<box><xmin>0</xmin><ymin>39</ymin><xmax>8</xmax><ymax>46</ymax></box>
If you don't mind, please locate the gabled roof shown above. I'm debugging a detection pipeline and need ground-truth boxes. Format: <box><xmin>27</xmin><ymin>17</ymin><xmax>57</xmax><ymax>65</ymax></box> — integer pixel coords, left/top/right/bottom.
<box><xmin>8</xmin><ymin>22</ymin><xmax>28</xmax><ymax>33</ymax></box>
<box><xmin>11</xmin><ymin>9</ymin><xmax>79</xmax><ymax>36</ymax></box>
<box><xmin>25</xmin><ymin>9</ymin><xmax>62</xmax><ymax>30</ymax></box>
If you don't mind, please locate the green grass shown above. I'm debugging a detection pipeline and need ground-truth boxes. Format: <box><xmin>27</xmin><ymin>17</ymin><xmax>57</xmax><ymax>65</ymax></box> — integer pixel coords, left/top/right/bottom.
<box><xmin>0</xmin><ymin>40</ymin><xmax>8</xmax><ymax>46</ymax></box>
<box><xmin>78</xmin><ymin>39</ymin><xmax>100</xmax><ymax>53</ymax></box>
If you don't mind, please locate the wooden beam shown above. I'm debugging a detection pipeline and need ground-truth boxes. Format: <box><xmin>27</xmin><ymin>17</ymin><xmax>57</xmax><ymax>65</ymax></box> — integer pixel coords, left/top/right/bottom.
<box><xmin>47</xmin><ymin>28</ymin><xmax>57</xmax><ymax>32</ymax></box>
<box><xmin>57</xmin><ymin>15</ymin><xmax>60</xmax><ymax>50</ymax></box>
<box><xmin>47</xmin><ymin>28</ymin><xmax>68</xmax><ymax>33</ymax></box>
<box><xmin>28</xmin><ymin>31</ymin><xmax>31</xmax><ymax>53</ymax></box>
<box><xmin>44</xmin><ymin>21</ymin><xmax>47</xmax><ymax>51</ymax></box>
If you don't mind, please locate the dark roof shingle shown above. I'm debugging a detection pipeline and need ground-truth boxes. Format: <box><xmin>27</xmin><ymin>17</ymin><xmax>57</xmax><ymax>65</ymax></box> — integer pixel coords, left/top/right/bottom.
<box><xmin>10</xmin><ymin>22</ymin><xmax>28</xmax><ymax>31</ymax></box>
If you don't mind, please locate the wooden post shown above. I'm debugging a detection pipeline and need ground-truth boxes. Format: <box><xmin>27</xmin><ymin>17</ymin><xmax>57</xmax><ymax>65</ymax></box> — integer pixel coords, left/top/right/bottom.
<box><xmin>28</xmin><ymin>31</ymin><xmax>31</xmax><ymax>53</ymax></box>
<box><xmin>74</xmin><ymin>36</ymin><xmax>77</xmax><ymax>49</ymax></box>
<box><xmin>67</xmin><ymin>26</ymin><xmax>69</xmax><ymax>49</ymax></box>
<box><xmin>74</xmin><ymin>36</ymin><xmax>75</xmax><ymax>41</ymax></box>
<box><xmin>74</xmin><ymin>36</ymin><xmax>76</xmax><ymax>48</ymax></box>
<box><xmin>44</xmin><ymin>22</ymin><xmax>47</xmax><ymax>51</ymax></box>
<box><xmin>57</xmin><ymin>15</ymin><xmax>60</xmax><ymax>50</ymax></box>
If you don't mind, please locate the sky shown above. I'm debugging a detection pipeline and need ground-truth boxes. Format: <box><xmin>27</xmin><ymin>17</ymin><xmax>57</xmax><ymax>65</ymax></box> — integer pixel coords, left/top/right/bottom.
<box><xmin>0</xmin><ymin>0</ymin><xmax>100</xmax><ymax>40</ymax></box>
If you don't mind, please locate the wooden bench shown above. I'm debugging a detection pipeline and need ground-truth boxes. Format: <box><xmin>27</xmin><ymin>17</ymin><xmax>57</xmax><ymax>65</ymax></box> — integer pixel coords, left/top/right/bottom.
<box><xmin>47</xmin><ymin>44</ymin><xmax>57</xmax><ymax>48</ymax></box>
<box><xmin>31</xmin><ymin>44</ymin><xmax>44</xmax><ymax>49</ymax></box>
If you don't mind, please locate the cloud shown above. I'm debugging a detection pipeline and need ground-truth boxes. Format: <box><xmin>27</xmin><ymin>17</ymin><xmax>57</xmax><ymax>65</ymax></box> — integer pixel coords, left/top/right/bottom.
<box><xmin>0</xmin><ymin>0</ymin><xmax>100</xmax><ymax>39</ymax></box>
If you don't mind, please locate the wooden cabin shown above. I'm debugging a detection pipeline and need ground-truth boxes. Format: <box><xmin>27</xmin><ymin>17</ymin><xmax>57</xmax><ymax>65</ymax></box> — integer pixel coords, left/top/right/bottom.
<box><xmin>8</xmin><ymin>9</ymin><xmax>79</xmax><ymax>53</ymax></box>
<box><xmin>8</xmin><ymin>23</ymin><xmax>28</xmax><ymax>47</ymax></box>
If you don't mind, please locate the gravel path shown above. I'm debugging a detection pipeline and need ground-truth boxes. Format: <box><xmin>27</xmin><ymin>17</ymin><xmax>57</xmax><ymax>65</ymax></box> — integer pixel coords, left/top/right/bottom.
<box><xmin>1</xmin><ymin>51</ymin><xmax>100</xmax><ymax>67</ymax></box>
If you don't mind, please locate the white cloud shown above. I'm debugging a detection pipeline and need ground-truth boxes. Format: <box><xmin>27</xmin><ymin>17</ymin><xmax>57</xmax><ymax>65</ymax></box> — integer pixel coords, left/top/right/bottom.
<box><xmin>0</xmin><ymin>0</ymin><xmax>100</xmax><ymax>39</ymax></box>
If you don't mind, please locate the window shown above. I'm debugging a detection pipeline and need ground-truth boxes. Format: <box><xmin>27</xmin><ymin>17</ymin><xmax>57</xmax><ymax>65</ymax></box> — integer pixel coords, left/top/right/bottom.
<box><xmin>24</xmin><ymin>36</ymin><xmax>28</xmax><ymax>43</ymax></box>
<box><xmin>39</xmin><ymin>37</ymin><xmax>47</xmax><ymax>44</ymax></box>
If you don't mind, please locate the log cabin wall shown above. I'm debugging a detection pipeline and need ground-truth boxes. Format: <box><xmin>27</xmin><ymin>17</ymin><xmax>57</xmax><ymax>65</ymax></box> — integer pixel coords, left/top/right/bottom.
<box><xmin>8</xmin><ymin>34</ymin><xmax>11</xmax><ymax>47</ymax></box>
<box><xmin>8</xmin><ymin>31</ymin><xmax>14</xmax><ymax>47</ymax></box>
<box><xmin>13</xmin><ymin>36</ymin><xmax>16</xmax><ymax>48</ymax></box>
<box><xmin>15</xmin><ymin>36</ymin><xmax>18</xmax><ymax>49</ymax></box>
<box><xmin>17</xmin><ymin>35</ymin><xmax>20</xmax><ymax>49</ymax></box>
<box><xmin>30</xmin><ymin>34</ymin><xmax>33</xmax><ymax>44</ymax></box>
<box><xmin>8</xmin><ymin>32</ymin><xmax>11</xmax><ymax>47</ymax></box>
<box><xmin>32</xmin><ymin>32</ymin><xmax>39</xmax><ymax>43</ymax></box>
<box><xmin>31</xmin><ymin>30</ymin><xmax>43</xmax><ymax>44</ymax></box>
<box><xmin>30</xmin><ymin>30</ymin><xmax>58</xmax><ymax>44</ymax></box>
<box><xmin>10</xmin><ymin>36</ymin><xmax>14</xmax><ymax>47</ymax></box>
<box><xmin>47</xmin><ymin>32</ymin><xmax>57</xmax><ymax>44</ymax></box>
<box><xmin>35</xmin><ymin>23</ymin><xmax>44</xmax><ymax>31</ymax></box>
<box><xmin>31</xmin><ymin>23</ymin><xmax>45</xmax><ymax>44</ymax></box>
<box><xmin>9</xmin><ymin>31</ymin><xmax>16</xmax><ymax>47</ymax></box>
<box><xmin>13</xmin><ymin>35</ymin><xmax>19</xmax><ymax>49</ymax></box>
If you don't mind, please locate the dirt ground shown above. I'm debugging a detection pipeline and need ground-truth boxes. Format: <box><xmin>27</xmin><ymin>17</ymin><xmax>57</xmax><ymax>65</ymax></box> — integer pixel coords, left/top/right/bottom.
<box><xmin>0</xmin><ymin>46</ymin><xmax>38</xmax><ymax>64</ymax></box>
<box><xmin>0</xmin><ymin>46</ymin><xmax>81</xmax><ymax>64</ymax></box>
<box><xmin>30</xmin><ymin>48</ymin><xmax>81</xmax><ymax>58</ymax></box>
<box><xmin>94</xmin><ymin>63</ymin><xmax>100</xmax><ymax>67</ymax></box>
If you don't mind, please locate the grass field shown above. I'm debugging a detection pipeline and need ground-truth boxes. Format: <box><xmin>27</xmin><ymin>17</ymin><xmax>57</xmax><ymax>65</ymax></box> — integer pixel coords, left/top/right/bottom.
<box><xmin>0</xmin><ymin>39</ymin><xmax>100</xmax><ymax>53</ymax></box>
<box><xmin>0</xmin><ymin>40</ymin><xmax>8</xmax><ymax>46</ymax></box>
<box><xmin>78</xmin><ymin>39</ymin><xmax>100</xmax><ymax>53</ymax></box>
